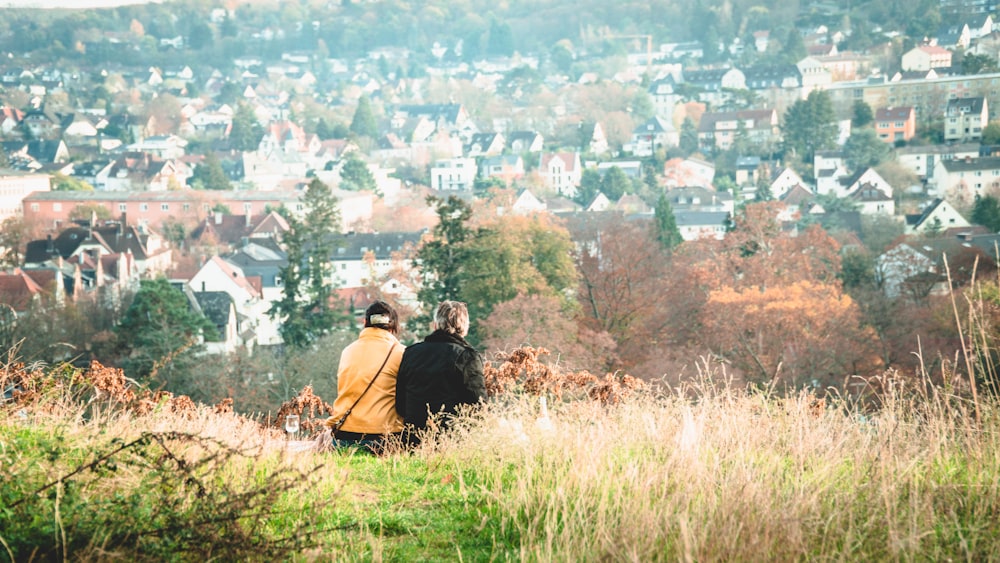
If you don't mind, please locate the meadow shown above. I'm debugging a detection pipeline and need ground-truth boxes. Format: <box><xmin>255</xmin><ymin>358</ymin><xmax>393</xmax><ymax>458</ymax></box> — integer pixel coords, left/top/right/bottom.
<box><xmin>2</xmin><ymin>344</ymin><xmax>1000</xmax><ymax>562</ymax></box>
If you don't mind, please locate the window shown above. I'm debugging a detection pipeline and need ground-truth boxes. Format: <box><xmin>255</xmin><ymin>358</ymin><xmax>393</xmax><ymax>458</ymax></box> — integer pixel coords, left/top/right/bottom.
<box><xmin>119</xmin><ymin>203</ymin><xmax>127</xmax><ymax>212</ymax></box>
<box><xmin>161</xmin><ymin>204</ymin><xmax>169</xmax><ymax>211</ymax></box>
<box><xmin>53</xmin><ymin>203</ymin><xmax>62</xmax><ymax>212</ymax></box>
<box><xmin>30</xmin><ymin>203</ymin><xmax>39</xmax><ymax>212</ymax></box>
<box><xmin>183</xmin><ymin>203</ymin><xmax>190</xmax><ymax>211</ymax></box>
<box><xmin>140</xmin><ymin>203</ymin><xmax>148</xmax><ymax>211</ymax></box>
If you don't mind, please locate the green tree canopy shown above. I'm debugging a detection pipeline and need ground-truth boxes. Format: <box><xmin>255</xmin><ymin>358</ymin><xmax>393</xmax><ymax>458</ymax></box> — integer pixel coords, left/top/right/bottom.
<box><xmin>574</xmin><ymin>168</ymin><xmax>602</xmax><ymax>206</ymax></box>
<box><xmin>115</xmin><ymin>277</ymin><xmax>214</xmax><ymax>383</ymax></box>
<box><xmin>972</xmin><ymin>194</ymin><xmax>1000</xmax><ymax>232</ymax></box>
<box><xmin>229</xmin><ymin>103</ymin><xmax>264</xmax><ymax>151</ymax></box>
<box><xmin>654</xmin><ymin>193</ymin><xmax>683</xmax><ymax>250</ymax></box>
<box><xmin>189</xmin><ymin>152</ymin><xmax>232</xmax><ymax>190</ymax></box>
<box><xmin>349</xmin><ymin>94</ymin><xmax>378</xmax><ymax>139</ymax></box>
<box><xmin>982</xmin><ymin>122</ymin><xmax>1000</xmax><ymax>145</ymax></box>
<box><xmin>843</xmin><ymin>128</ymin><xmax>892</xmax><ymax>171</ymax></box>
<box><xmin>851</xmin><ymin>100</ymin><xmax>874</xmax><ymax>128</ymax></box>
<box><xmin>600</xmin><ymin>166</ymin><xmax>632</xmax><ymax>201</ymax></box>
<box><xmin>339</xmin><ymin>155</ymin><xmax>377</xmax><ymax>192</ymax></box>
<box><xmin>269</xmin><ymin>178</ymin><xmax>346</xmax><ymax>348</ymax></box>
<box><xmin>782</xmin><ymin>90</ymin><xmax>837</xmax><ymax>164</ymax></box>
<box><xmin>52</xmin><ymin>174</ymin><xmax>94</xmax><ymax>191</ymax></box>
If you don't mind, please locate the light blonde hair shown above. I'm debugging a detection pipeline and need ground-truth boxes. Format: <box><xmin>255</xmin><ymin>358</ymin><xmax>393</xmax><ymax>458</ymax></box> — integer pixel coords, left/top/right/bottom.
<box><xmin>435</xmin><ymin>300</ymin><xmax>470</xmax><ymax>337</ymax></box>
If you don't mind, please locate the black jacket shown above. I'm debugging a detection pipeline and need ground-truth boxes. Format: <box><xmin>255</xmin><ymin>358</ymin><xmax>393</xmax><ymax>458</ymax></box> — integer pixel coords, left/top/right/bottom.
<box><xmin>395</xmin><ymin>330</ymin><xmax>486</xmax><ymax>429</ymax></box>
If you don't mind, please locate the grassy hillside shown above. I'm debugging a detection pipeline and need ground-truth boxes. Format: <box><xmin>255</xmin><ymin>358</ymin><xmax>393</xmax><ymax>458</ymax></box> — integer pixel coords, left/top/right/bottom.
<box><xmin>3</xmin><ymin>349</ymin><xmax>1000</xmax><ymax>560</ymax></box>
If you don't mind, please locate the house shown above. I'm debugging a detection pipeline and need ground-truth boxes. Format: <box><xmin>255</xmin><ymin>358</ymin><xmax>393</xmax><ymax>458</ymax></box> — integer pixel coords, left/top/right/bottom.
<box><xmin>874</xmin><ymin>106</ymin><xmax>916</xmax><ymax>143</ymax></box>
<box><xmin>0</xmin><ymin>107</ymin><xmax>24</xmax><ymax>135</ymax></box>
<box><xmin>539</xmin><ymin>152</ymin><xmax>582</xmax><ymax>197</ymax></box>
<box><xmin>60</xmin><ymin>112</ymin><xmax>105</xmax><ymax>139</ymax></box>
<box><xmin>901</xmin><ymin>45</ymin><xmax>953</xmax><ymax>72</ymax></box>
<box><xmin>579</xmin><ymin>122</ymin><xmax>609</xmax><ymax>155</ymax></box>
<box><xmin>394</xmin><ymin>103</ymin><xmax>474</xmax><ymax>141</ymax></box>
<box><xmin>100</xmin><ymin>152</ymin><xmax>191</xmax><ymax>192</ymax></box>
<box><xmin>0</xmin><ymin>268</ymin><xmax>46</xmax><ymax>314</ymax></box>
<box><xmin>796</xmin><ymin>57</ymin><xmax>833</xmax><ymax>96</ymax></box>
<box><xmin>480</xmin><ymin>155</ymin><xmax>525</xmax><ymax>186</ymax></box>
<box><xmin>23</xmin><ymin>218</ymin><xmax>172</xmax><ymax>277</ymax></box>
<box><xmin>848</xmin><ymin>183</ymin><xmax>895</xmax><ymax>215</ymax></box>
<box><xmin>329</xmin><ymin>231</ymin><xmax>423</xmax><ymax>304</ymax></box>
<box><xmin>896</xmin><ymin>143</ymin><xmax>979</xmax><ymax>181</ymax></box>
<box><xmin>626</xmin><ymin>116</ymin><xmax>678</xmax><ymax>157</ymax></box>
<box><xmin>697</xmin><ymin>109</ymin><xmax>780</xmax><ymax>152</ymax></box>
<box><xmin>430</xmin><ymin>158</ymin><xmax>477</xmax><ymax>191</ymax></box>
<box><xmin>735</xmin><ymin>156</ymin><xmax>763</xmax><ymax>187</ymax></box>
<box><xmin>507</xmin><ymin>130</ymin><xmax>544</xmax><ymax>153</ymax></box>
<box><xmin>769</xmin><ymin>166</ymin><xmax>806</xmax><ymax>199</ymax></box>
<box><xmin>814</xmin><ymin>150</ymin><xmax>850</xmax><ymax>195</ymax></box>
<box><xmin>681</xmin><ymin>67</ymin><xmax>746</xmax><ymax>106</ymax></box>
<box><xmin>126</xmin><ymin>135</ymin><xmax>188</xmax><ymax>159</ymax></box>
<box><xmin>21</xmin><ymin>107</ymin><xmax>61</xmax><ymax>138</ymax></box>
<box><xmin>945</xmin><ymin>96</ymin><xmax>988</xmax><ymax>142</ymax></box>
<box><xmin>663</xmin><ymin>156</ymin><xmax>716</xmax><ymax>189</ymax></box>
<box><xmin>674</xmin><ymin>210</ymin><xmax>730</xmax><ymax>241</ymax></box>
<box><xmin>932</xmin><ymin>156</ymin><xmax>1000</xmax><ymax>202</ymax></box>
<box><xmin>510</xmin><ymin>189</ymin><xmax>546</xmax><ymax>215</ymax></box>
<box><xmin>188</xmin><ymin>256</ymin><xmax>267</xmax><ymax>348</ymax></box>
<box><xmin>647</xmin><ymin>75</ymin><xmax>683</xmax><ymax>118</ymax></box>
<box><xmin>0</xmin><ymin>169</ymin><xmax>51</xmax><ymax>222</ymax></box>
<box><xmin>838</xmin><ymin>168</ymin><xmax>894</xmax><ymax>200</ymax></box>
<box><xmin>905</xmin><ymin>198</ymin><xmax>971</xmax><ymax>234</ymax></box>
<box><xmin>664</xmin><ymin>185</ymin><xmax>735</xmax><ymax>215</ymax></box>
<box><xmin>877</xmin><ymin>235</ymin><xmax>994</xmax><ymax>298</ymax></box>
<box><xmin>191</xmin><ymin>290</ymin><xmax>243</xmax><ymax>355</ymax></box>
<box><xmin>465</xmin><ymin>132</ymin><xmax>505</xmax><ymax>157</ymax></box>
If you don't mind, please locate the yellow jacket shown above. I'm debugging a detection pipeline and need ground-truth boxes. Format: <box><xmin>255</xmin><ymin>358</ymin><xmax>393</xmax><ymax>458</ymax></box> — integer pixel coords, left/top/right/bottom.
<box><xmin>330</xmin><ymin>327</ymin><xmax>404</xmax><ymax>435</ymax></box>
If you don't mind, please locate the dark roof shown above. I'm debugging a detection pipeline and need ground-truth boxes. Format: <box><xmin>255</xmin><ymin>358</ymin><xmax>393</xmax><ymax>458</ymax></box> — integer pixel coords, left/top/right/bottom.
<box><xmin>330</xmin><ymin>231</ymin><xmax>424</xmax><ymax>260</ymax></box>
<box><xmin>946</xmin><ymin>96</ymin><xmax>986</xmax><ymax>116</ymax></box>
<box><xmin>396</xmin><ymin>103</ymin><xmax>463</xmax><ymax>124</ymax></box>
<box><xmin>192</xmin><ymin>291</ymin><xmax>234</xmax><ymax>341</ymax></box>
<box><xmin>875</xmin><ymin>106</ymin><xmax>914</xmax><ymax>121</ymax></box>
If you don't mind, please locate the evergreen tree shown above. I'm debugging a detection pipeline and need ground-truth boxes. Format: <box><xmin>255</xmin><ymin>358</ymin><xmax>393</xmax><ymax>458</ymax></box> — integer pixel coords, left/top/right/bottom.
<box><xmin>601</xmin><ymin>166</ymin><xmax>632</xmax><ymax>201</ymax></box>
<box><xmin>270</xmin><ymin>178</ymin><xmax>346</xmax><ymax>348</ymax></box>
<box><xmin>349</xmin><ymin>94</ymin><xmax>378</xmax><ymax>139</ymax></box>
<box><xmin>189</xmin><ymin>152</ymin><xmax>231</xmax><ymax>190</ymax></box>
<box><xmin>654</xmin><ymin>193</ymin><xmax>683</xmax><ymax>250</ymax></box>
<box><xmin>574</xmin><ymin>168</ymin><xmax>602</xmax><ymax>206</ymax></box>
<box><xmin>782</xmin><ymin>90</ymin><xmax>837</xmax><ymax>164</ymax></box>
<box><xmin>851</xmin><ymin>100</ymin><xmax>874</xmax><ymax>128</ymax></box>
<box><xmin>229</xmin><ymin>103</ymin><xmax>264</xmax><ymax>151</ymax></box>
<box><xmin>339</xmin><ymin>155</ymin><xmax>377</xmax><ymax>192</ymax></box>
<box><xmin>972</xmin><ymin>194</ymin><xmax>1000</xmax><ymax>232</ymax></box>
<box><xmin>487</xmin><ymin>19</ymin><xmax>515</xmax><ymax>57</ymax></box>
<box><xmin>115</xmin><ymin>277</ymin><xmax>214</xmax><ymax>382</ymax></box>
<box><xmin>416</xmin><ymin>196</ymin><xmax>473</xmax><ymax>313</ymax></box>
<box><xmin>679</xmin><ymin>117</ymin><xmax>699</xmax><ymax>156</ymax></box>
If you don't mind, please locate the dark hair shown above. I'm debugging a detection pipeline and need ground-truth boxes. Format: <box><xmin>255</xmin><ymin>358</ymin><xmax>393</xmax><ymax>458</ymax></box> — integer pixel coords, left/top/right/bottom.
<box><xmin>364</xmin><ymin>300</ymin><xmax>398</xmax><ymax>334</ymax></box>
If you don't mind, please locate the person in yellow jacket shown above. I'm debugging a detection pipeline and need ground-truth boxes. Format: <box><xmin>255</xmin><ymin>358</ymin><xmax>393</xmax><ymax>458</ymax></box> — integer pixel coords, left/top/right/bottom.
<box><xmin>325</xmin><ymin>301</ymin><xmax>404</xmax><ymax>454</ymax></box>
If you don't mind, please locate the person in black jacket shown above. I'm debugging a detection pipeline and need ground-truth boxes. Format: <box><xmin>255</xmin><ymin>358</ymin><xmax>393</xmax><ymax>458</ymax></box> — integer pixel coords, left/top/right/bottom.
<box><xmin>396</xmin><ymin>300</ymin><xmax>486</xmax><ymax>445</ymax></box>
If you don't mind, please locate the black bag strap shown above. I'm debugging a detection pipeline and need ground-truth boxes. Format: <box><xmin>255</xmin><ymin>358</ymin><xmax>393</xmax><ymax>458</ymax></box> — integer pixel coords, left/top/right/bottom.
<box><xmin>333</xmin><ymin>342</ymin><xmax>397</xmax><ymax>430</ymax></box>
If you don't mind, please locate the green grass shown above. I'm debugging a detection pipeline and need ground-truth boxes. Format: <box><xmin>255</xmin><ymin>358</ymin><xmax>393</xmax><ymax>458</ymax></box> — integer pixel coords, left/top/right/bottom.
<box><xmin>4</xmin><ymin>365</ymin><xmax>1000</xmax><ymax>561</ymax></box>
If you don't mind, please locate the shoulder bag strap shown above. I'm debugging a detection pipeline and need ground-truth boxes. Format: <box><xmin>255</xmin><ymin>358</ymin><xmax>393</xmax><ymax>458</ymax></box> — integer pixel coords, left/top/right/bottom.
<box><xmin>334</xmin><ymin>342</ymin><xmax>396</xmax><ymax>430</ymax></box>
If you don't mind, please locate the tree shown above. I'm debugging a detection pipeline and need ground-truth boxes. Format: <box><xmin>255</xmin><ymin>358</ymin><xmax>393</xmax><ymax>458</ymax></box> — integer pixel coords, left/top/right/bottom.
<box><xmin>52</xmin><ymin>174</ymin><xmax>94</xmax><ymax>191</ymax></box>
<box><xmin>972</xmin><ymin>194</ymin><xmax>1000</xmax><ymax>232</ymax></box>
<box><xmin>269</xmin><ymin>178</ymin><xmax>346</xmax><ymax>348</ymax></box>
<box><xmin>229</xmin><ymin>103</ymin><xmax>264</xmax><ymax>151</ymax></box>
<box><xmin>189</xmin><ymin>152</ymin><xmax>231</xmax><ymax>190</ymax></box>
<box><xmin>982</xmin><ymin>122</ymin><xmax>1000</xmax><ymax>145</ymax></box>
<box><xmin>574</xmin><ymin>168</ymin><xmax>602</xmax><ymax>206</ymax></box>
<box><xmin>115</xmin><ymin>277</ymin><xmax>214</xmax><ymax>384</ymax></box>
<box><xmin>851</xmin><ymin>100</ymin><xmax>874</xmax><ymax>128</ymax></box>
<box><xmin>349</xmin><ymin>95</ymin><xmax>378</xmax><ymax>139</ymax></box>
<box><xmin>69</xmin><ymin>203</ymin><xmax>113</xmax><ymax>223</ymax></box>
<box><xmin>600</xmin><ymin>166</ymin><xmax>632</xmax><ymax>201</ymax></box>
<box><xmin>700</xmin><ymin>281</ymin><xmax>880</xmax><ymax>389</ymax></box>
<box><xmin>843</xmin><ymin>128</ymin><xmax>892</xmax><ymax>171</ymax></box>
<box><xmin>679</xmin><ymin>117</ymin><xmax>699</xmax><ymax>156</ymax></box>
<box><xmin>187</xmin><ymin>20</ymin><xmax>213</xmax><ymax>50</ymax></box>
<box><xmin>654</xmin><ymin>193</ymin><xmax>683</xmax><ymax>250</ymax></box>
<box><xmin>0</xmin><ymin>216</ymin><xmax>27</xmax><ymax>269</ymax></box>
<box><xmin>782</xmin><ymin>90</ymin><xmax>837</xmax><ymax>164</ymax></box>
<box><xmin>339</xmin><ymin>155</ymin><xmax>377</xmax><ymax>193</ymax></box>
<box><xmin>962</xmin><ymin>53</ymin><xmax>999</xmax><ymax>75</ymax></box>
<box><xmin>487</xmin><ymin>19</ymin><xmax>514</xmax><ymax>57</ymax></box>
<box><xmin>416</xmin><ymin>196</ymin><xmax>577</xmax><ymax>342</ymax></box>
<box><xmin>783</xmin><ymin>27</ymin><xmax>807</xmax><ymax>63</ymax></box>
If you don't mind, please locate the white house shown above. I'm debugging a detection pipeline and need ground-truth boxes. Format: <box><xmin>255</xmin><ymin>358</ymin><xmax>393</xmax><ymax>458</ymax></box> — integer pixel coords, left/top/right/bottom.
<box><xmin>944</xmin><ymin>97</ymin><xmax>989</xmax><ymax>143</ymax></box>
<box><xmin>896</xmin><ymin>143</ymin><xmax>979</xmax><ymax>181</ymax></box>
<box><xmin>905</xmin><ymin>198</ymin><xmax>971</xmax><ymax>235</ymax></box>
<box><xmin>0</xmin><ymin>169</ymin><xmax>50</xmax><ymax>222</ymax></box>
<box><xmin>932</xmin><ymin>156</ymin><xmax>1000</xmax><ymax>204</ymax></box>
<box><xmin>539</xmin><ymin>152</ymin><xmax>582</xmax><ymax>198</ymax></box>
<box><xmin>626</xmin><ymin>116</ymin><xmax>679</xmax><ymax>157</ymax></box>
<box><xmin>901</xmin><ymin>45</ymin><xmax>953</xmax><ymax>71</ymax></box>
<box><xmin>430</xmin><ymin>158</ymin><xmax>477</xmax><ymax>191</ymax></box>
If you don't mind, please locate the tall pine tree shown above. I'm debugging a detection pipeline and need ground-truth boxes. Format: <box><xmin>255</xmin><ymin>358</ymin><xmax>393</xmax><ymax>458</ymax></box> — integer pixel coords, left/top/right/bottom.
<box><xmin>654</xmin><ymin>193</ymin><xmax>684</xmax><ymax>250</ymax></box>
<box><xmin>270</xmin><ymin>178</ymin><xmax>346</xmax><ymax>347</ymax></box>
